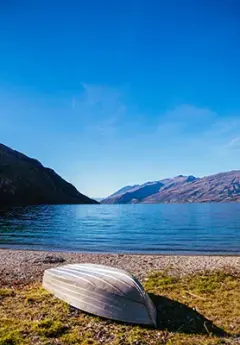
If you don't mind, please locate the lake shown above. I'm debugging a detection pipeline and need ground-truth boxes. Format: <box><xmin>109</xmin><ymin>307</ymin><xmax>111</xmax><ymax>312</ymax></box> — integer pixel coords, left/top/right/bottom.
<box><xmin>0</xmin><ymin>204</ymin><xmax>239</xmax><ymax>254</ymax></box>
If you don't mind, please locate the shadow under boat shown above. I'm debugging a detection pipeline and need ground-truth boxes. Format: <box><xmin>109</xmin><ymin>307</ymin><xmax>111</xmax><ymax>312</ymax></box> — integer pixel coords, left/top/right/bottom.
<box><xmin>150</xmin><ymin>293</ymin><xmax>228</xmax><ymax>336</ymax></box>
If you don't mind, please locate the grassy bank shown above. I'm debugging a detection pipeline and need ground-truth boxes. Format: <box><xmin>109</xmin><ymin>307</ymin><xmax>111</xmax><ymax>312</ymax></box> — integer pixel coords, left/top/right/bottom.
<box><xmin>0</xmin><ymin>270</ymin><xmax>239</xmax><ymax>345</ymax></box>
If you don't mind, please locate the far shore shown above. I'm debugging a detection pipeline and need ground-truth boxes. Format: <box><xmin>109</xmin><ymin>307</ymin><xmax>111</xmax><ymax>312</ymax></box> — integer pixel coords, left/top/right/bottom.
<box><xmin>0</xmin><ymin>249</ymin><xmax>239</xmax><ymax>287</ymax></box>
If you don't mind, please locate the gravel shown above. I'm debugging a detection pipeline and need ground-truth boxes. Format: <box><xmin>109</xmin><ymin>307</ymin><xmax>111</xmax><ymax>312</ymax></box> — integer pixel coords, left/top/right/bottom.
<box><xmin>0</xmin><ymin>249</ymin><xmax>239</xmax><ymax>287</ymax></box>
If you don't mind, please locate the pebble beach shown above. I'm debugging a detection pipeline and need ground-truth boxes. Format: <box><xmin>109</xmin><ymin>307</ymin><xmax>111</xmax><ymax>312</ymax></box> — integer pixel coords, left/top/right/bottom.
<box><xmin>0</xmin><ymin>249</ymin><xmax>239</xmax><ymax>287</ymax></box>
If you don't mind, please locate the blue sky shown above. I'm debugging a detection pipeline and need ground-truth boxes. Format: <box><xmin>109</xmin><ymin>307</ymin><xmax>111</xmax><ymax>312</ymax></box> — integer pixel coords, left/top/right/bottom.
<box><xmin>0</xmin><ymin>0</ymin><xmax>240</xmax><ymax>197</ymax></box>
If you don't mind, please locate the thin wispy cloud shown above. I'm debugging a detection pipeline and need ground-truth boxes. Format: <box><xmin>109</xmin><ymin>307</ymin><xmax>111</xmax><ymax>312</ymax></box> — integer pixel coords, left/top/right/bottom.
<box><xmin>71</xmin><ymin>85</ymin><xmax>240</xmax><ymax>159</ymax></box>
<box><xmin>226</xmin><ymin>137</ymin><xmax>240</xmax><ymax>150</ymax></box>
<box><xmin>72</xmin><ymin>84</ymin><xmax>128</xmax><ymax>139</ymax></box>
<box><xmin>161</xmin><ymin>104</ymin><xmax>216</xmax><ymax>121</ymax></box>
<box><xmin>156</xmin><ymin>104</ymin><xmax>240</xmax><ymax>150</ymax></box>
<box><xmin>201</xmin><ymin>116</ymin><xmax>240</xmax><ymax>155</ymax></box>
<box><xmin>157</xmin><ymin>104</ymin><xmax>217</xmax><ymax>135</ymax></box>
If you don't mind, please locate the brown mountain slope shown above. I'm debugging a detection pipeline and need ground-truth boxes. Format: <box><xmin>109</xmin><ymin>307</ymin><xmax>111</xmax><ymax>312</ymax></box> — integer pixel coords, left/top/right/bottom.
<box><xmin>0</xmin><ymin>143</ymin><xmax>98</xmax><ymax>205</ymax></box>
<box><xmin>102</xmin><ymin>171</ymin><xmax>240</xmax><ymax>204</ymax></box>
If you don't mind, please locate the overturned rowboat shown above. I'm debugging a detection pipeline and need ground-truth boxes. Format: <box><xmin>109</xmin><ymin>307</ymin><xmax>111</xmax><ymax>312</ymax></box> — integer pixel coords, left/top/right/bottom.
<box><xmin>42</xmin><ymin>263</ymin><xmax>157</xmax><ymax>327</ymax></box>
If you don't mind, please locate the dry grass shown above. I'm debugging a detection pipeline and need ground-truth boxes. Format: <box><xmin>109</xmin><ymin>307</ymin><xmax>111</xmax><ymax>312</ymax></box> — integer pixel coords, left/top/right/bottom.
<box><xmin>0</xmin><ymin>270</ymin><xmax>239</xmax><ymax>345</ymax></box>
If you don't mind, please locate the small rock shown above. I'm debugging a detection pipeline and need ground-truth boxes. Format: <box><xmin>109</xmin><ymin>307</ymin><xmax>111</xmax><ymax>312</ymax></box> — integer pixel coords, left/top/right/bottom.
<box><xmin>33</xmin><ymin>255</ymin><xmax>65</xmax><ymax>264</ymax></box>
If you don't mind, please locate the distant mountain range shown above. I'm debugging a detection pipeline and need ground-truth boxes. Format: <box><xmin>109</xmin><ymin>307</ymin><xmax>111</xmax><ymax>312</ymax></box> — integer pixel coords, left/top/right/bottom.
<box><xmin>1</xmin><ymin>143</ymin><xmax>239</xmax><ymax>206</ymax></box>
<box><xmin>102</xmin><ymin>171</ymin><xmax>240</xmax><ymax>204</ymax></box>
<box><xmin>0</xmin><ymin>143</ymin><xmax>98</xmax><ymax>205</ymax></box>
<box><xmin>93</xmin><ymin>198</ymin><xmax>104</xmax><ymax>202</ymax></box>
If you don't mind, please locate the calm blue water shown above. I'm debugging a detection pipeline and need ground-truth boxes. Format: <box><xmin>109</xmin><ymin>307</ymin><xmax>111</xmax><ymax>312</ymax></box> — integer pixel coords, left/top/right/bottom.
<box><xmin>0</xmin><ymin>204</ymin><xmax>239</xmax><ymax>254</ymax></box>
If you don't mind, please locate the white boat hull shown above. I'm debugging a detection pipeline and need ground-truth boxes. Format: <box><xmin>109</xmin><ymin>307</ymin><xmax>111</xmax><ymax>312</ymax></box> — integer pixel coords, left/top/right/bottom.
<box><xmin>43</xmin><ymin>263</ymin><xmax>157</xmax><ymax>327</ymax></box>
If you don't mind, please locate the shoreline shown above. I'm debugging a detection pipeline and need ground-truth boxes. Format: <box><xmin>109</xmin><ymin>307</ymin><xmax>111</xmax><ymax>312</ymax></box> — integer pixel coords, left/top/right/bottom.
<box><xmin>0</xmin><ymin>247</ymin><xmax>240</xmax><ymax>256</ymax></box>
<box><xmin>0</xmin><ymin>249</ymin><xmax>239</xmax><ymax>287</ymax></box>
